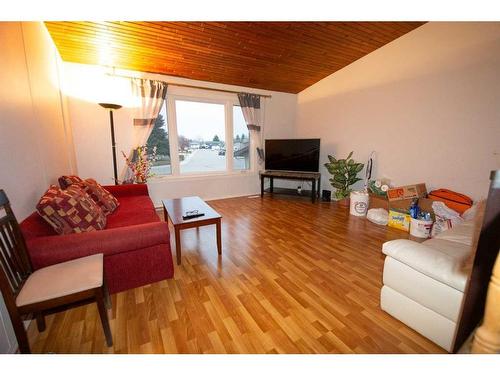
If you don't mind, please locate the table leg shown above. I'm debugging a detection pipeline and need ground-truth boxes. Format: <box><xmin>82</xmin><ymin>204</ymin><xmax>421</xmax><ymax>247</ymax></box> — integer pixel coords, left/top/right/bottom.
<box><xmin>311</xmin><ymin>179</ymin><xmax>316</xmax><ymax>203</ymax></box>
<box><xmin>261</xmin><ymin>175</ymin><xmax>264</xmax><ymax>197</ymax></box>
<box><xmin>270</xmin><ymin>177</ymin><xmax>274</xmax><ymax>193</ymax></box>
<box><xmin>318</xmin><ymin>176</ymin><xmax>321</xmax><ymax>199</ymax></box>
<box><xmin>175</xmin><ymin>226</ymin><xmax>182</xmax><ymax>265</ymax></box>
<box><xmin>216</xmin><ymin>219</ymin><xmax>222</xmax><ymax>255</ymax></box>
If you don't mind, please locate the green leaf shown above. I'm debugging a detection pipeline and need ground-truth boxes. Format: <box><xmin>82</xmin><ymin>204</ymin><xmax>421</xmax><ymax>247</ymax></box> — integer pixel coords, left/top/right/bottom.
<box><xmin>346</xmin><ymin>151</ymin><xmax>353</xmax><ymax>160</ymax></box>
<box><xmin>355</xmin><ymin>163</ymin><xmax>364</xmax><ymax>173</ymax></box>
<box><xmin>334</xmin><ymin>174</ymin><xmax>346</xmax><ymax>183</ymax></box>
<box><xmin>348</xmin><ymin>159</ymin><xmax>354</xmax><ymax>166</ymax></box>
<box><xmin>329</xmin><ymin>180</ymin><xmax>344</xmax><ymax>189</ymax></box>
<box><xmin>327</xmin><ymin>155</ymin><xmax>337</xmax><ymax>163</ymax></box>
<box><xmin>349</xmin><ymin>177</ymin><xmax>362</xmax><ymax>185</ymax></box>
<box><xmin>347</xmin><ymin>164</ymin><xmax>357</xmax><ymax>173</ymax></box>
<box><xmin>325</xmin><ymin>165</ymin><xmax>339</xmax><ymax>174</ymax></box>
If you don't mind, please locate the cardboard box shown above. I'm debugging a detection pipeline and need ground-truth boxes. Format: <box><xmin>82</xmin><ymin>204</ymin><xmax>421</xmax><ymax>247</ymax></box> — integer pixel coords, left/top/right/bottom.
<box><xmin>368</xmin><ymin>194</ymin><xmax>434</xmax><ymax>215</ymax></box>
<box><xmin>387</xmin><ymin>183</ymin><xmax>427</xmax><ymax>202</ymax></box>
<box><xmin>388</xmin><ymin>209</ymin><xmax>411</xmax><ymax>232</ymax></box>
<box><xmin>368</xmin><ymin>193</ymin><xmax>389</xmax><ymax>210</ymax></box>
<box><xmin>389</xmin><ymin>198</ymin><xmax>435</xmax><ymax>215</ymax></box>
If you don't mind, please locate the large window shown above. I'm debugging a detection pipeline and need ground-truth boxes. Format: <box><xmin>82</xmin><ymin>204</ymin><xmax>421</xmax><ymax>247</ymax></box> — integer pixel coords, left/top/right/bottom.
<box><xmin>147</xmin><ymin>93</ymin><xmax>256</xmax><ymax>178</ymax></box>
<box><xmin>175</xmin><ymin>100</ymin><xmax>226</xmax><ymax>174</ymax></box>
<box><xmin>148</xmin><ymin>103</ymin><xmax>171</xmax><ymax>176</ymax></box>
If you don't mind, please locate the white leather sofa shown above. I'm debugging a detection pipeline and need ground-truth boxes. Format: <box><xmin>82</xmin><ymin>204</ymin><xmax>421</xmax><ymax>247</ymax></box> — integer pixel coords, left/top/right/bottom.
<box><xmin>380</xmin><ymin>220</ymin><xmax>476</xmax><ymax>352</ymax></box>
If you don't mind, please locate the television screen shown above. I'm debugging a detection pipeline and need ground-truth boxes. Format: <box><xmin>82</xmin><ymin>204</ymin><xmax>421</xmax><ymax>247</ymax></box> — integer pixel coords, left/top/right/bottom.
<box><xmin>265</xmin><ymin>139</ymin><xmax>320</xmax><ymax>172</ymax></box>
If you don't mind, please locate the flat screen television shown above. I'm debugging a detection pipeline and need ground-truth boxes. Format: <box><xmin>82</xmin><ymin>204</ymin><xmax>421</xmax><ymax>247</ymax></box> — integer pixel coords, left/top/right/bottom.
<box><xmin>265</xmin><ymin>139</ymin><xmax>320</xmax><ymax>172</ymax></box>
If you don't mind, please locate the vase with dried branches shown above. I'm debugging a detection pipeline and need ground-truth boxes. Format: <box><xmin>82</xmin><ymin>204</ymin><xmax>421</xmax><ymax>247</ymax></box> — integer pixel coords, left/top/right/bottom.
<box><xmin>122</xmin><ymin>145</ymin><xmax>157</xmax><ymax>184</ymax></box>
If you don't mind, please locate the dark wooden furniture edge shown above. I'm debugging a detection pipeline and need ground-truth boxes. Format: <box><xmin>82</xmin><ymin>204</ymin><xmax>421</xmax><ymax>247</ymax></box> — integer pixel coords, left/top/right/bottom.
<box><xmin>0</xmin><ymin>189</ymin><xmax>113</xmax><ymax>353</ymax></box>
<box><xmin>452</xmin><ymin>170</ymin><xmax>500</xmax><ymax>352</ymax></box>
<box><xmin>162</xmin><ymin>198</ymin><xmax>222</xmax><ymax>265</ymax></box>
<box><xmin>260</xmin><ymin>170</ymin><xmax>321</xmax><ymax>203</ymax></box>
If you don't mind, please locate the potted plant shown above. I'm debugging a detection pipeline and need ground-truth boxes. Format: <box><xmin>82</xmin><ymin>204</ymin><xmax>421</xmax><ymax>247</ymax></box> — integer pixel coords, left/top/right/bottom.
<box><xmin>324</xmin><ymin>151</ymin><xmax>364</xmax><ymax>206</ymax></box>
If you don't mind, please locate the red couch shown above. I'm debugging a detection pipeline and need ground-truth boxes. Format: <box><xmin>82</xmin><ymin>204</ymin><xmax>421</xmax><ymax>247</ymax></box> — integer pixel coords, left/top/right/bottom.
<box><xmin>20</xmin><ymin>184</ymin><xmax>174</xmax><ymax>294</ymax></box>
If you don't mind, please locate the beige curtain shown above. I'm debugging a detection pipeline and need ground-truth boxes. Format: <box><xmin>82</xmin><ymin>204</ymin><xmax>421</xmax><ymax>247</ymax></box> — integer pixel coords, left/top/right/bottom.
<box><xmin>131</xmin><ymin>78</ymin><xmax>168</xmax><ymax>147</ymax></box>
<box><xmin>237</xmin><ymin>93</ymin><xmax>261</xmax><ymax>131</ymax></box>
<box><xmin>237</xmin><ymin>92</ymin><xmax>265</xmax><ymax>163</ymax></box>
<box><xmin>123</xmin><ymin>78</ymin><xmax>167</xmax><ymax>183</ymax></box>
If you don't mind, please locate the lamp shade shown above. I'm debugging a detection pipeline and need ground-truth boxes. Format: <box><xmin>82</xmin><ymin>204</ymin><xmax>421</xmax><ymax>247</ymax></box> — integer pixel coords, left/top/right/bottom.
<box><xmin>99</xmin><ymin>103</ymin><xmax>122</xmax><ymax>110</ymax></box>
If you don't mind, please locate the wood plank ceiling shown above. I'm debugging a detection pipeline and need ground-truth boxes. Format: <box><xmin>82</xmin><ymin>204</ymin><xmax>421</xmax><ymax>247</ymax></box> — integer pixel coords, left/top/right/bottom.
<box><xmin>45</xmin><ymin>22</ymin><xmax>425</xmax><ymax>93</ymax></box>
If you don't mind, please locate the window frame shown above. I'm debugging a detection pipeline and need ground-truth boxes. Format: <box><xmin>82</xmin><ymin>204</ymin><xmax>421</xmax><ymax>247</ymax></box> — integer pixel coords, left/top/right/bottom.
<box><xmin>151</xmin><ymin>91</ymin><xmax>256</xmax><ymax>180</ymax></box>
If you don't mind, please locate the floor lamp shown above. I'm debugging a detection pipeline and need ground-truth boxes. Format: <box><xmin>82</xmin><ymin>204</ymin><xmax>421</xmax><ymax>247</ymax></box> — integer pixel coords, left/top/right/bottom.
<box><xmin>98</xmin><ymin>103</ymin><xmax>122</xmax><ymax>185</ymax></box>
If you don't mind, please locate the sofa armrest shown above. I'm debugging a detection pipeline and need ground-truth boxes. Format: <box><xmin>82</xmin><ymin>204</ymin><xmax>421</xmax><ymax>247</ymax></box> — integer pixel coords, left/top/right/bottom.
<box><xmin>27</xmin><ymin>222</ymin><xmax>170</xmax><ymax>270</ymax></box>
<box><xmin>103</xmin><ymin>184</ymin><xmax>149</xmax><ymax>197</ymax></box>
<box><xmin>382</xmin><ymin>239</ymin><xmax>467</xmax><ymax>292</ymax></box>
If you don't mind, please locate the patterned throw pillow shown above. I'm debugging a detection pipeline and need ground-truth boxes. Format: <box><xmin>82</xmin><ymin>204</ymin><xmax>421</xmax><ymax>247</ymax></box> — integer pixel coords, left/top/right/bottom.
<box><xmin>36</xmin><ymin>185</ymin><xmax>106</xmax><ymax>235</ymax></box>
<box><xmin>58</xmin><ymin>175</ymin><xmax>84</xmax><ymax>189</ymax></box>
<box><xmin>75</xmin><ymin>179</ymin><xmax>119</xmax><ymax>215</ymax></box>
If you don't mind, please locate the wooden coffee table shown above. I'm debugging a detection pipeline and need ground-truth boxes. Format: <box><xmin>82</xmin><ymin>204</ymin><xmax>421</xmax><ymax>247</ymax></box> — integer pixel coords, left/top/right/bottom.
<box><xmin>162</xmin><ymin>196</ymin><xmax>222</xmax><ymax>265</ymax></box>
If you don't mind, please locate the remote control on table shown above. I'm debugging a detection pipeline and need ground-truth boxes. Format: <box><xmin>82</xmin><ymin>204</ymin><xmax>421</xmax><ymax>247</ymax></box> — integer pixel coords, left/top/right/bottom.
<box><xmin>182</xmin><ymin>212</ymin><xmax>205</xmax><ymax>220</ymax></box>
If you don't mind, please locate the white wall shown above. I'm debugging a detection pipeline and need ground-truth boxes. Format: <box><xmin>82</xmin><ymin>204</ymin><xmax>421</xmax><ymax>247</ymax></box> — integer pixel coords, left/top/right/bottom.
<box><xmin>296</xmin><ymin>22</ymin><xmax>500</xmax><ymax>200</ymax></box>
<box><xmin>0</xmin><ymin>22</ymin><xmax>76</xmax><ymax>219</ymax></box>
<box><xmin>64</xmin><ymin>63</ymin><xmax>297</xmax><ymax>206</ymax></box>
<box><xmin>0</xmin><ymin>22</ymin><xmax>75</xmax><ymax>353</ymax></box>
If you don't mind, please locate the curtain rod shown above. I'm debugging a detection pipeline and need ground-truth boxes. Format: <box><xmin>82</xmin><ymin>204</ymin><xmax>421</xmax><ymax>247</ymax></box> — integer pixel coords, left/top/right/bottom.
<box><xmin>106</xmin><ymin>72</ymin><xmax>272</xmax><ymax>98</ymax></box>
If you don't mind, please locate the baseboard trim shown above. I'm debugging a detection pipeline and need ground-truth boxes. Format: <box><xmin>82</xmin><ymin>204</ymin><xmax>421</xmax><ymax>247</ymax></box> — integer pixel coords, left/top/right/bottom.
<box><xmin>154</xmin><ymin>193</ymin><xmax>261</xmax><ymax>209</ymax></box>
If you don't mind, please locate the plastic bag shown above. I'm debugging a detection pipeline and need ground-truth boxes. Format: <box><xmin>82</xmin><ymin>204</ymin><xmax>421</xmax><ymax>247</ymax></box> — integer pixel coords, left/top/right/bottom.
<box><xmin>367</xmin><ymin>208</ymin><xmax>389</xmax><ymax>225</ymax></box>
<box><xmin>431</xmin><ymin>216</ymin><xmax>453</xmax><ymax>237</ymax></box>
<box><xmin>431</xmin><ymin>201</ymin><xmax>463</xmax><ymax>237</ymax></box>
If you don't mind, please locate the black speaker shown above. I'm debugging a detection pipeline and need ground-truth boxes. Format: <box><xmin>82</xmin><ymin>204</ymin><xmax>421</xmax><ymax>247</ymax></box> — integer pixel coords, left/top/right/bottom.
<box><xmin>322</xmin><ymin>190</ymin><xmax>331</xmax><ymax>202</ymax></box>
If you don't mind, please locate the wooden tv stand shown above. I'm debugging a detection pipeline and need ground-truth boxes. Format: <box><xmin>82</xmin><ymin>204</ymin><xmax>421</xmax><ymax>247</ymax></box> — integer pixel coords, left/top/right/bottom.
<box><xmin>260</xmin><ymin>170</ymin><xmax>321</xmax><ymax>203</ymax></box>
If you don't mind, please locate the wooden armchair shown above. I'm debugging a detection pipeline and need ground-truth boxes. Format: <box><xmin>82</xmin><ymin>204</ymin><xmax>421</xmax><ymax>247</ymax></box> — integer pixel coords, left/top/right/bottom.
<box><xmin>0</xmin><ymin>189</ymin><xmax>112</xmax><ymax>353</ymax></box>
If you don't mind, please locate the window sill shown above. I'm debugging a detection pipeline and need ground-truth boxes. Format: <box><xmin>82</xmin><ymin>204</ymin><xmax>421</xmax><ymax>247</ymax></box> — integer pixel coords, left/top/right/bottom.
<box><xmin>147</xmin><ymin>170</ymin><xmax>258</xmax><ymax>183</ymax></box>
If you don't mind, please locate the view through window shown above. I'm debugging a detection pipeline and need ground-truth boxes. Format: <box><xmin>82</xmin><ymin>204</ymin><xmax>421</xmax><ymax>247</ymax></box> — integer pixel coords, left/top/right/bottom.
<box><xmin>233</xmin><ymin>106</ymin><xmax>250</xmax><ymax>170</ymax></box>
<box><xmin>175</xmin><ymin>100</ymin><xmax>226</xmax><ymax>174</ymax></box>
<box><xmin>146</xmin><ymin>98</ymin><xmax>253</xmax><ymax>177</ymax></box>
<box><xmin>148</xmin><ymin>102</ymin><xmax>171</xmax><ymax>175</ymax></box>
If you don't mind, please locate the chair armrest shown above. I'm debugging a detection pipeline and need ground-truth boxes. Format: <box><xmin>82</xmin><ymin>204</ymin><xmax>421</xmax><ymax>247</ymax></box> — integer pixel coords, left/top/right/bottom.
<box><xmin>27</xmin><ymin>222</ymin><xmax>170</xmax><ymax>270</ymax></box>
<box><xmin>103</xmin><ymin>184</ymin><xmax>149</xmax><ymax>197</ymax></box>
<box><xmin>382</xmin><ymin>239</ymin><xmax>467</xmax><ymax>291</ymax></box>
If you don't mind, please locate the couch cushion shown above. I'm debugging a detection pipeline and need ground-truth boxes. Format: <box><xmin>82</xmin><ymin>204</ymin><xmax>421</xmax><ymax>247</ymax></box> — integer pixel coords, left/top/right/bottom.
<box><xmin>105</xmin><ymin>195</ymin><xmax>160</xmax><ymax>229</ymax></box>
<box><xmin>21</xmin><ymin>190</ymin><xmax>159</xmax><ymax>238</ymax></box>
<box><xmin>21</xmin><ymin>212</ymin><xmax>57</xmax><ymax>239</ymax></box>
<box><xmin>36</xmin><ymin>185</ymin><xmax>106</xmax><ymax>235</ymax></box>
<box><xmin>433</xmin><ymin>220</ymin><xmax>474</xmax><ymax>246</ymax></box>
<box><xmin>76</xmin><ymin>179</ymin><xmax>119</xmax><ymax>215</ymax></box>
<box><xmin>58</xmin><ymin>175</ymin><xmax>83</xmax><ymax>189</ymax></box>
<box><xmin>382</xmin><ymin>239</ymin><xmax>470</xmax><ymax>291</ymax></box>
<box><xmin>423</xmin><ymin>238</ymin><xmax>472</xmax><ymax>261</ymax></box>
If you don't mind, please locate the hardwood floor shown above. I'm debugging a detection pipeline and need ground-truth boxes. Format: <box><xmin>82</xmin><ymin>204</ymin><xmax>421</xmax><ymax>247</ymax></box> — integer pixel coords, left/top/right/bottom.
<box><xmin>27</xmin><ymin>195</ymin><xmax>446</xmax><ymax>353</ymax></box>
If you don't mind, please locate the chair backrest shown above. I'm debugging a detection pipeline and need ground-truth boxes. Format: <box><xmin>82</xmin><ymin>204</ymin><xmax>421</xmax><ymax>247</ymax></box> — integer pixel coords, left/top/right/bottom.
<box><xmin>0</xmin><ymin>190</ymin><xmax>33</xmax><ymax>301</ymax></box>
